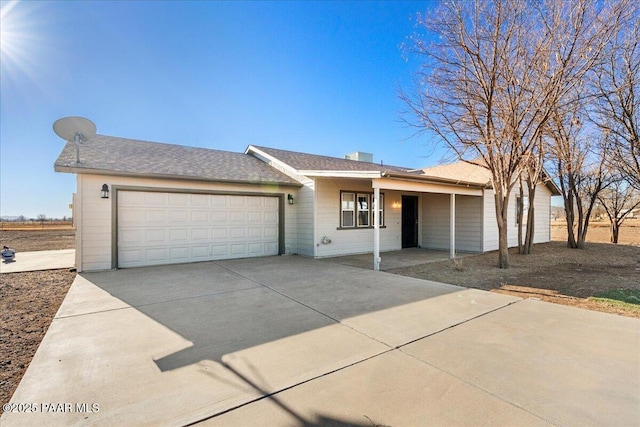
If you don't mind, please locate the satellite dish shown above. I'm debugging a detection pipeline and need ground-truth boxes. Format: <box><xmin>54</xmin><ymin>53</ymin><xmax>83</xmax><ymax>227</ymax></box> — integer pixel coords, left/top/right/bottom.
<box><xmin>53</xmin><ymin>116</ymin><xmax>96</xmax><ymax>164</ymax></box>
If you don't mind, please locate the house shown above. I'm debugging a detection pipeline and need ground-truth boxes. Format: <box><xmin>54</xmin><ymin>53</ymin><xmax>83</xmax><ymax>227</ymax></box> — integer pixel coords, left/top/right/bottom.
<box><xmin>54</xmin><ymin>135</ymin><xmax>561</xmax><ymax>272</ymax></box>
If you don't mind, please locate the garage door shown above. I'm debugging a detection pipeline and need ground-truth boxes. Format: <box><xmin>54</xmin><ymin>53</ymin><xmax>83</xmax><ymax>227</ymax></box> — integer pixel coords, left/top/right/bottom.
<box><xmin>117</xmin><ymin>191</ymin><xmax>279</xmax><ymax>268</ymax></box>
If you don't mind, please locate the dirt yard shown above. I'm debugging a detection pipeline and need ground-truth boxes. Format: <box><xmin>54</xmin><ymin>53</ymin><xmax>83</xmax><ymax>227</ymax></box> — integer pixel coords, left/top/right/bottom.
<box><xmin>0</xmin><ymin>229</ymin><xmax>76</xmax><ymax>414</ymax></box>
<box><xmin>390</xmin><ymin>222</ymin><xmax>640</xmax><ymax>318</ymax></box>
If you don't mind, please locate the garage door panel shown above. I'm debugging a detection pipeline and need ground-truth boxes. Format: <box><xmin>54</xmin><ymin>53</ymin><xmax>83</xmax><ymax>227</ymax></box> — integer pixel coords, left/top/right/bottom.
<box><xmin>145</xmin><ymin>210</ymin><xmax>165</xmax><ymax>223</ymax></box>
<box><xmin>230</xmin><ymin>227</ymin><xmax>245</xmax><ymax>239</ymax></box>
<box><xmin>211</xmin><ymin>228</ymin><xmax>228</xmax><ymax>239</ymax></box>
<box><xmin>230</xmin><ymin>211</ymin><xmax>246</xmax><ymax>222</ymax></box>
<box><xmin>169</xmin><ymin>229</ymin><xmax>189</xmax><ymax>242</ymax></box>
<box><xmin>229</xmin><ymin>197</ymin><xmax>245</xmax><ymax>207</ymax></box>
<box><xmin>247</xmin><ymin>227</ymin><xmax>263</xmax><ymax>238</ymax></box>
<box><xmin>265</xmin><ymin>242</ymin><xmax>278</xmax><ymax>254</ymax></box>
<box><xmin>168</xmin><ymin>193</ymin><xmax>188</xmax><ymax>206</ymax></box>
<box><xmin>264</xmin><ymin>211</ymin><xmax>278</xmax><ymax>223</ymax></box>
<box><xmin>211</xmin><ymin>211</ymin><xmax>228</xmax><ymax>223</ymax></box>
<box><xmin>169</xmin><ymin>210</ymin><xmax>188</xmax><ymax>223</ymax></box>
<box><xmin>120</xmin><ymin>210</ymin><xmax>144</xmax><ymax>226</ymax></box>
<box><xmin>191</xmin><ymin>246</ymin><xmax>210</xmax><ymax>258</ymax></box>
<box><xmin>264</xmin><ymin>226</ymin><xmax>278</xmax><ymax>238</ymax></box>
<box><xmin>191</xmin><ymin>194</ymin><xmax>209</xmax><ymax>207</ymax></box>
<box><xmin>247</xmin><ymin>211</ymin><xmax>262</xmax><ymax>223</ymax></box>
<box><xmin>146</xmin><ymin>248</ymin><xmax>168</xmax><ymax>262</ymax></box>
<box><xmin>145</xmin><ymin>229</ymin><xmax>165</xmax><ymax>243</ymax></box>
<box><xmin>118</xmin><ymin>191</ymin><xmax>279</xmax><ymax>268</ymax></box>
<box><xmin>191</xmin><ymin>228</ymin><xmax>209</xmax><ymax>240</ymax></box>
<box><xmin>230</xmin><ymin>244</ymin><xmax>247</xmax><ymax>255</ymax></box>
<box><xmin>191</xmin><ymin>210</ymin><xmax>208</xmax><ymax>223</ymax></box>
<box><xmin>169</xmin><ymin>247</ymin><xmax>189</xmax><ymax>260</ymax></box>
<box><xmin>144</xmin><ymin>192</ymin><xmax>166</xmax><ymax>205</ymax></box>
<box><xmin>248</xmin><ymin>243</ymin><xmax>264</xmax><ymax>254</ymax></box>
<box><xmin>211</xmin><ymin>245</ymin><xmax>228</xmax><ymax>257</ymax></box>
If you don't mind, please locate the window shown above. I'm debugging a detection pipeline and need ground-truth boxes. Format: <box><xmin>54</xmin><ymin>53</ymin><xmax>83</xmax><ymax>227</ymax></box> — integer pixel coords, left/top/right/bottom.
<box><xmin>357</xmin><ymin>194</ymin><xmax>369</xmax><ymax>226</ymax></box>
<box><xmin>341</xmin><ymin>193</ymin><xmax>355</xmax><ymax>227</ymax></box>
<box><xmin>340</xmin><ymin>191</ymin><xmax>384</xmax><ymax>228</ymax></box>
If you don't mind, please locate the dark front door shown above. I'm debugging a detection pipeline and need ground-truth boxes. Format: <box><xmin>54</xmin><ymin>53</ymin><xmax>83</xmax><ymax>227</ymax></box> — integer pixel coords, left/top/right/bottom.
<box><xmin>401</xmin><ymin>196</ymin><xmax>419</xmax><ymax>248</ymax></box>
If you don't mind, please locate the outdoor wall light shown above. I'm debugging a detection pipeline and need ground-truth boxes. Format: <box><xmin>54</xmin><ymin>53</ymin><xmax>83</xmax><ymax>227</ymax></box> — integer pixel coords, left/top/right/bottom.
<box><xmin>101</xmin><ymin>184</ymin><xmax>109</xmax><ymax>199</ymax></box>
<box><xmin>288</xmin><ymin>194</ymin><xmax>294</xmax><ymax>205</ymax></box>
<box><xmin>392</xmin><ymin>201</ymin><xmax>402</xmax><ymax>209</ymax></box>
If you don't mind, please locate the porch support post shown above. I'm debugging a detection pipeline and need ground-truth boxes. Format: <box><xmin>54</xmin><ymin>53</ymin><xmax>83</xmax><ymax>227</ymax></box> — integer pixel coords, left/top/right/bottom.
<box><xmin>450</xmin><ymin>193</ymin><xmax>456</xmax><ymax>259</ymax></box>
<box><xmin>373</xmin><ymin>186</ymin><xmax>381</xmax><ymax>271</ymax></box>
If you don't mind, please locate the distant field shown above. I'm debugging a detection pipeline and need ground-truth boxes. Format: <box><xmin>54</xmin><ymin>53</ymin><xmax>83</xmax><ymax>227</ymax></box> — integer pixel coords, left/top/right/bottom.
<box><xmin>0</xmin><ymin>221</ymin><xmax>73</xmax><ymax>231</ymax></box>
<box><xmin>551</xmin><ymin>219</ymin><xmax>640</xmax><ymax>246</ymax></box>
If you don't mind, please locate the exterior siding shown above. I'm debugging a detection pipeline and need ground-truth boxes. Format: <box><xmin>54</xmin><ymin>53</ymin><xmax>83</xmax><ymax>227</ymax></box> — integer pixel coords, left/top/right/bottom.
<box><xmin>422</xmin><ymin>194</ymin><xmax>482</xmax><ymax>252</ymax></box>
<box><xmin>455</xmin><ymin>195</ymin><xmax>483</xmax><ymax>252</ymax></box>
<box><xmin>533</xmin><ymin>184</ymin><xmax>552</xmax><ymax>243</ymax></box>
<box><xmin>314</xmin><ymin>178</ymin><xmax>402</xmax><ymax>257</ymax></box>
<box><xmin>295</xmin><ymin>178</ymin><xmax>315</xmax><ymax>257</ymax></box>
<box><xmin>76</xmin><ymin>174</ymin><xmax>298</xmax><ymax>272</ymax></box>
<box><xmin>483</xmin><ymin>183</ymin><xmax>553</xmax><ymax>252</ymax></box>
<box><xmin>422</xmin><ymin>194</ymin><xmax>450</xmax><ymax>250</ymax></box>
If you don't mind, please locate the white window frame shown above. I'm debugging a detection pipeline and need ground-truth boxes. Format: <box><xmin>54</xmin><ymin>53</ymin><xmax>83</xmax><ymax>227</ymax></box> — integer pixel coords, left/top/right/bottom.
<box><xmin>340</xmin><ymin>191</ymin><xmax>384</xmax><ymax>228</ymax></box>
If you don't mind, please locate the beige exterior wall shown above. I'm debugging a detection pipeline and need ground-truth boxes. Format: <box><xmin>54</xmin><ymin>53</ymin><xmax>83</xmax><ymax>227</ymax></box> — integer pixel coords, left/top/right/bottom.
<box><xmin>483</xmin><ymin>183</ymin><xmax>553</xmax><ymax>252</ymax></box>
<box><xmin>75</xmin><ymin>174</ymin><xmax>298</xmax><ymax>272</ymax></box>
<box><xmin>314</xmin><ymin>178</ymin><xmax>403</xmax><ymax>257</ymax></box>
<box><xmin>421</xmin><ymin>194</ymin><xmax>482</xmax><ymax>252</ymax></box>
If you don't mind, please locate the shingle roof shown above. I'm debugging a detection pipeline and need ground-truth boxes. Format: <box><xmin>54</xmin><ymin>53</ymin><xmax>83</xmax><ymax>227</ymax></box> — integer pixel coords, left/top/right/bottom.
<box><xmin>420</xmin><ymin>161</ymin><xmax>493</xmax><ymax>186</ymax></box>
<box><xmin>250</xmin><ymin>145</ymin><xmax>419</xmax><ymax>174</ymax></box>
<box><xmin>54</xmin><ymin>135</ymin><xmax>301</xmax><ymax>186</ymax></box>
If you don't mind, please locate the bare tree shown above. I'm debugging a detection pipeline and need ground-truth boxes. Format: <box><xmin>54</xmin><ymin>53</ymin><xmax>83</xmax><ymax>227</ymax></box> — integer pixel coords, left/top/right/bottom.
<box><xmin>546</xmin><ymin>93</ymin><xmax>613</xmax><ymax>248</ymax></box>
<box><xmin>592</xmin><ymin>5</ymin><xmax>640</xmax><ymax>189</ymax></box>
<box><xmin>597</xmin><ymin>176</ymin><xmax>640</xmax><ymax>243</ymax></box>
<box><xmin>37</xmin><ymin>213</ymin><xmax>46</xmax><ymax>229</ymax></box>
<box><xmin>402</xmin><ymin>0</ymin><xmax>620</xmax><ymax>267</ymax></box>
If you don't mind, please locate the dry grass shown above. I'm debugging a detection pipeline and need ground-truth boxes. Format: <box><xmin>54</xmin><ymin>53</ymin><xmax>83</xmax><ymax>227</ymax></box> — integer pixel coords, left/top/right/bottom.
<box><xmin>0</xmin><ymin>222</ymin><xmax>73</xmax><ymax>231</ymax></box>
<box><xmin>551</xmin><ymin>219</ymin><xmax>640</xmax><ymax>246</ymax></box>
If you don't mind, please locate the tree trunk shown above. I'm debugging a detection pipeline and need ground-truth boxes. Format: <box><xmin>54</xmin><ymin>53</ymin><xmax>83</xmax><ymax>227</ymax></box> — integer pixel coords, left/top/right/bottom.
<box><xmin>495</xmin><ymin>190</ymin><xmax>510</xmax><ymax>269</ymax></box>
<box><xmin>563</xmin><ymin>193</ymin><xmax>577</xmax><ymax>248</ymax></box>
<box><xmin>610</xmin><ymin>221</ymin><xmax>620</xmax><ymax>243</ymax></box>
<box><xmin>517</xmin><ymin>180</ymin><xmax>524</xmax><ymax>254</ymax></box>
<box><xmin>523</xmin><ymin>175</ymin><xmax>537</xmax><ymax>255</ymax></box>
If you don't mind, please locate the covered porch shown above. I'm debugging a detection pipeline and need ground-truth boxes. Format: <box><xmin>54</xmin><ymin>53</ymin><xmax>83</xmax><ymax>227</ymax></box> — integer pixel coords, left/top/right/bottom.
<box><xmin>328</xmin><ymin>248</ymin><xmax>474</xmax><ymax>271</ymax></box>
<box><xmin>371</xmin><ymin>175</ymin><xmax>485</xmax><ymax>271</ymax></box>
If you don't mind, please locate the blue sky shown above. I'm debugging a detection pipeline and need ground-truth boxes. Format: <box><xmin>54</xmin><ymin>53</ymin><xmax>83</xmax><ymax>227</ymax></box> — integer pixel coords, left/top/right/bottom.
<box><xmin>1</xmin><ymin>0</ymin><xmax>443</xmax><ymax>219</ymax></box>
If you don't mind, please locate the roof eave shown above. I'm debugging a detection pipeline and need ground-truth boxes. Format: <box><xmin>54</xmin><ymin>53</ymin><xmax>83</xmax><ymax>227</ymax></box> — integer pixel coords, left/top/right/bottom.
<box><xmin>53</xmin><ymin>164</ymin><xmax>303</xmax><ymax>187</ymax></box>
<box><xmin>298</xmin><ymin>170</ymin><xmax>383</xmax><ymax>178</ymax></box>
<box><xmin>381</xmin><ymin>171</ymin><xmax>489</xmax><ymax>188</ymax></box>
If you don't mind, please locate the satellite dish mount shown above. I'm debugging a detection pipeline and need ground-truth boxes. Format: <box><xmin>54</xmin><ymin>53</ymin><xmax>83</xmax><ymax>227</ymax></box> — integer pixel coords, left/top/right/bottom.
<box><xmin>53</xmin><ymin>117</ymin><xmax>97</xmax><ymax>164</ymax></box>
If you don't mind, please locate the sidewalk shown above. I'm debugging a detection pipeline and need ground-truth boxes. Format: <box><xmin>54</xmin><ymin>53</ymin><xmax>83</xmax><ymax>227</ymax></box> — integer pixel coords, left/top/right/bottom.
<box><xmin>0</xmin><ymin>249</ymin><xmax>75</xmax><ymax>273</ymax></box>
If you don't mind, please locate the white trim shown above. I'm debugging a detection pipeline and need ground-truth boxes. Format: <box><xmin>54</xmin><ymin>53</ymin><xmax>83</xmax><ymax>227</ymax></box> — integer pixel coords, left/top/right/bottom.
<box><xmin>450</xmin><ymin>194</ymin><xmax>456</xmax><ymax>259</ymax></box>
<box><xmin>373</xmin><ymin>187</ymin><xmax>380</xmax><ymax>271</ymax></box>
<box><xmin>298</xmin><ymin>170</ymin><xmax>383</xmax><ymax>178</ymax></box>
<box><xmin>373</xmin><ymin>177</ymin><xmax>483</xmax><ymax>196</ymax></box>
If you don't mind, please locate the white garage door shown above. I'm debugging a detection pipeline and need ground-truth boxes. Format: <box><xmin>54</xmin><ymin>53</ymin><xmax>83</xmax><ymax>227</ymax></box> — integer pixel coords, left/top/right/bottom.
<box><xmin>117</xmin><ymin>191</ymin><xmax>279</xmax><ymax>268</ymax></box>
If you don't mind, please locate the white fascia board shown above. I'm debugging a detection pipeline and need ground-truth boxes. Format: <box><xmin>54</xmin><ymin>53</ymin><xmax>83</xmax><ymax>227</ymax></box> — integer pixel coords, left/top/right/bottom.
<box><xmin>245</xmin><ymin>146</ymin><xmax>301</xmax><ymax>177</ymax></box>
<box><xmin>372</xmin><ymin>177</ymin><xmax>483</xmax><ymax>196</ymax></box>
<box><xmin>298</xmin><ymin>170</ymin><xmax>382</xmax><ymax>178</ymax></box>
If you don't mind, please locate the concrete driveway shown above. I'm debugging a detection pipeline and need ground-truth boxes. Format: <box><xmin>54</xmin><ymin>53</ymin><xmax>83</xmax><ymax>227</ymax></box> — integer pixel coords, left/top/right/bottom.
<box><xmin>0</xmin><ymin>249</ymin><xmax>75</xmax><ymax>273</ymax></box>
<box><xmin>2</xmin><ymin>256</ymin><xmax>639</xmax><ymax>426</ymax></box>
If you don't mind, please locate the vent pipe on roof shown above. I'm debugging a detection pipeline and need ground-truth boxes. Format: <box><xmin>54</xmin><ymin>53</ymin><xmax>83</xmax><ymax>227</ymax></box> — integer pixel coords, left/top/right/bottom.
<box><xmin>345</xmin><ymin>151</ymin><xmax>373</xmax><ymax>163</ymax></box>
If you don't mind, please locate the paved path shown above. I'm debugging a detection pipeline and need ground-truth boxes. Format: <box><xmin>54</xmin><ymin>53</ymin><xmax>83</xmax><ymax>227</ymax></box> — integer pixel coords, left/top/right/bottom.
<box><xmin>0</xmin><ymin>249</ymin><xmax>75</xmax><ymax>273</ymax></box>
<box><xmin>2</xmin><ymin>256</ymin><xmax>639</xmax><ymax>426</ymax></box>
